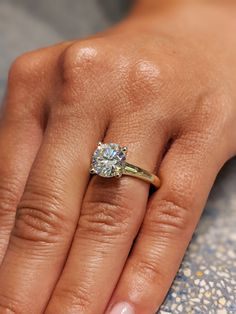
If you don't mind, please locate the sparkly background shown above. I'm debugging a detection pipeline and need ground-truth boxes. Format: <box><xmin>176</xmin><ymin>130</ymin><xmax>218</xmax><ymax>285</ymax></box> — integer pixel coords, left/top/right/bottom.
<box><xmin>0</xmin><ymin>1</ymin><xmax>235</xmax><ymax>313</ymax></box>
<box><xmin>160</xmin><ymin>159</ymin><xmax>236</xmax><ymax>314</ymax></box>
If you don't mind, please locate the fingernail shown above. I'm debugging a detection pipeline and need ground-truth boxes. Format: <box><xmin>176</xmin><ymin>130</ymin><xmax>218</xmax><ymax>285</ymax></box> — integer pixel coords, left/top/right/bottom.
<box><xmin>109</xmin><ymin>302</ymin><xmax>135</xmax><ymax>314</ymax></box>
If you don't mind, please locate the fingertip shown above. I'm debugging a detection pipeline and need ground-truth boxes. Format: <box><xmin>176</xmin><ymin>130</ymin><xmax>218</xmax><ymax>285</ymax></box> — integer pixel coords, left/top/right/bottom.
<box><xmin>108</xmin><ymin>302</ymin><xmax>135</xmax><ymax>314</ymax></box>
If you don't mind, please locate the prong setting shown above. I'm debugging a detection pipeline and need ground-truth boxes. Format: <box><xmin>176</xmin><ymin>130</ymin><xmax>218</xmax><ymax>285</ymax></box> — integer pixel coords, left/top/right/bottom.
<box><xmin>122</xmin><ymin>146</ymin><xmax>128</xmax><ymax>154</ymax></box>
<box><xmin>90</xmin><ymin>168</ymin><xmax>96</xmax><ymax>174</ymax></box>
<box><xmin>90</xmin><ymin>143</ymin><xmax>126</xmax><ymax>178</ymax></box>
<box><xmin>115</xmin><ymin>172</ymin><xmax>123</xmax><ymax>178</ymax></box>
<box><xmin>89</xmin><ymin>143</ymin><xmax>160</xmax><ymax>188</ymax></box>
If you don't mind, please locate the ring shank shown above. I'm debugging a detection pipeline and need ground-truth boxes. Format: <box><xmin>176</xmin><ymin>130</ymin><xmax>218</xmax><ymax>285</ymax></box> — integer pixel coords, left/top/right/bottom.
<box><xmin>123</xmin><ymin>162</ymin><xmax>161</xmax><ymax>189</ymax></box>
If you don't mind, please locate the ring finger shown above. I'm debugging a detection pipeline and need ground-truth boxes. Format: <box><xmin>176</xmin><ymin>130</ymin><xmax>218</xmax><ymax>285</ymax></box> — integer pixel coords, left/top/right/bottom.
<box><xmin>46</xmin><ymin>115</ymin><xmax>168</xmax><ymax>314</ymax></box>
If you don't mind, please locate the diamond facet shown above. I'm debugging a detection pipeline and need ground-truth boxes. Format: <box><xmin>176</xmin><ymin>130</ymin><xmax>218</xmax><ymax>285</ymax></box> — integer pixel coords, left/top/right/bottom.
<box><xmin>91</xmin><ymin>143</ymin><xmax>126</xmax><ymax>178</ymax></box>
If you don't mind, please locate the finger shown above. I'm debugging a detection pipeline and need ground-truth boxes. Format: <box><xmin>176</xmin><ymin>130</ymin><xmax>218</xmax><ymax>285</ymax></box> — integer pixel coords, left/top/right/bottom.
<box><xmin>0</xmin><ymin>49</ymin><xmax>52</xmax><ymax>260</ymax></box>
<box><xmin>0</xmin><ymin>40</ymin><xmax>119</xmax><ymax>313</ymax></box>
<box><xmin>0</xmin><ymin>42</ymin><xmax>73</xmax><ymax>261</ymax></box>
<box><xmin>46</xmin><ymin>115</ymin><xmax>168</xmax><ymax>314</ymax></box>
<box><xmin>106</xmin><ymin>130</ymin><xmax>227</xmax><ymax>314</ymax></box>
<box><xmin>0</xmin><ymin>116</ymin><xmax>42</xmax><ymax>261</ymax></box>
<box><xmin>0</xmin><ymin>109</ymin><xmax>105</xmax><ymax>313</ymax></box>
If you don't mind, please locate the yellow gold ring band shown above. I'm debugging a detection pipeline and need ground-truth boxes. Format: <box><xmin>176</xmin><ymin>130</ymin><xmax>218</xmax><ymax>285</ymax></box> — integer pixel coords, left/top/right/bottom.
<box><xmin>123</xmin><ymin>162</ymin><xmax>161</xmax><ymax>189</ymax></box>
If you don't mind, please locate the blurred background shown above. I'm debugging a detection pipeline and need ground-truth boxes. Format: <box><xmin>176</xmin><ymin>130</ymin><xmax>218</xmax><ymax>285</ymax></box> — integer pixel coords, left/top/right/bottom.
<box><xmin>0</xmin><ymin>1</ymin><xmax>235</xmax><ymax>313</ymax></box>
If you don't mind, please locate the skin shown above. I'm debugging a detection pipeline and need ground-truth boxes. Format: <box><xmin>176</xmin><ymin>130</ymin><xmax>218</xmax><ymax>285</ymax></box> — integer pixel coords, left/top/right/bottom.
<box><xmin>0</xmin><ymin>0</ymin><xmax>236</xmax><ymax>313</ymax></box>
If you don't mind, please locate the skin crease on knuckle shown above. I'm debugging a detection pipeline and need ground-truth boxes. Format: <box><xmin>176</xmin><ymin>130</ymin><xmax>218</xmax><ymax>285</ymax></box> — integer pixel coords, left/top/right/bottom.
<box><xmin>78</xmin><ymin>177</ymin><xmax>139</xmax><ymax>242</ymax></box>
<box><xmin>10</xmin><ymin>184</ymin><xmax>73</xmax><ymax>249</ymax></box>
<box><xmin>143</xmin><ymin>199</ymin><xmax>193</xmax><ymax>239</ymax></box>
<box><xmin>0</xmin><ymin>297</ymin><xmax>20</xmax><ymax>314</ymax></box>
<box><xmin>47</xmin><ymin>284</ymin><xmax>92</xmax><ymax>313</ymax></box>
<box><xmin>0</xmin><ymin>179</ymin><xmax>21</xmax><ymax>222</ymax></box>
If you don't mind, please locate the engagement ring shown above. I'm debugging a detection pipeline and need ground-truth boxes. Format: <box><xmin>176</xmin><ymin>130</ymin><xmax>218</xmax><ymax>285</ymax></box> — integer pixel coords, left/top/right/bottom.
<box><xmin>90</xmin><ymin>142</ymin><xmax>161</xmax><ymax>188</ymax></box>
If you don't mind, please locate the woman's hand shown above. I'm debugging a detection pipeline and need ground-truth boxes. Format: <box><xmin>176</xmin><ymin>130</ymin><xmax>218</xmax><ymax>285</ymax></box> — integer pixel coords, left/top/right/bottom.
<box><xmin>0</xmin><ymin>2</ymin><xmax>236</xmax><ymax>313</ymax></box>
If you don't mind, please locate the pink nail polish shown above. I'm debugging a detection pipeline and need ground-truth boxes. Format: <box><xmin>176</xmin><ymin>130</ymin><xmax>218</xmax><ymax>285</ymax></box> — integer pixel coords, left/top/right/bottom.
<box><xmin>109</xmin><ymin>302</ymin><xmax>135</xmax><ymax>314</ymax></box>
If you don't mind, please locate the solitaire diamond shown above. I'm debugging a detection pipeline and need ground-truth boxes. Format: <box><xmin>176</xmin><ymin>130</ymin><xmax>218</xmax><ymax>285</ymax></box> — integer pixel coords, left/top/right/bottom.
<box><xmin>91</xmin><ymin>143</ymin><xmax>127</xmax><ymax>178</ymax></box>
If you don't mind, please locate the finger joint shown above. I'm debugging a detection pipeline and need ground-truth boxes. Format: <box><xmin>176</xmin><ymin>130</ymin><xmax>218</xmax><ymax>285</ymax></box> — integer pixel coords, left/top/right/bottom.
<box><xmin>12</xmin><ymin>190</ymin><xmax>71</xmax><ymax>245</ymax></box>
<box><xmin>144</xmin><ymin>198</ymin><xmax>193</xmax><ymax>238</ymax></box>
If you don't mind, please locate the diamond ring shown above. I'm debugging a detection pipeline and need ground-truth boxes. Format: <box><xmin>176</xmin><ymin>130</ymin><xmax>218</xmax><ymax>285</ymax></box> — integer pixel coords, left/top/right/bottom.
<box><xmin>90</xmin><ymin>142</ymin><xmax>161</xmax><ymax>188</ymax></box>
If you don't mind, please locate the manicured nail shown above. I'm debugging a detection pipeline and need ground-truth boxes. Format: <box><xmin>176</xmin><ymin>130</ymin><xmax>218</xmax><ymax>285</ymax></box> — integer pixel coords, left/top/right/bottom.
<box><xmin>109</xmin><ymin>302</ymin><xmax>135</xmax><ymax>314</ymax></box>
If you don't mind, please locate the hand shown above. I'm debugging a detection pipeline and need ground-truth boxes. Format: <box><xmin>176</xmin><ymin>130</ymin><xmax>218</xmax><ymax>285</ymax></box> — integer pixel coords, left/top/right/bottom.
<box><xmin>0</xmin><ymin>2</ymin><xmax>235</xmax><ymax>313</ymax></box>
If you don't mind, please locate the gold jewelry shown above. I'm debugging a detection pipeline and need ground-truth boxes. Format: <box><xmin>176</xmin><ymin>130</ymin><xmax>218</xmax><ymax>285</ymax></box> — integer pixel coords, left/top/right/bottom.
<box><xmin>90</xmin><ymin>143</ymin><xmax>161</xmax><ymax>189</ymax></box>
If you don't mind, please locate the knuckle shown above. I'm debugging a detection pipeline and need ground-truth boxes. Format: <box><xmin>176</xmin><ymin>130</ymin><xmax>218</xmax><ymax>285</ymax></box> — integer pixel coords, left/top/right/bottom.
<box><xmin>125</xmin><ymin>58</ymin><xmax>173</xmax><ymax>118</ymax></box>
<box><xmin>50</xmin><ymin>285</ymin><xmax>91</xmax><ymax>312</ymax></box>
<box><xmin>61</xmin><ymin>41</ymin><xmax>109</xmax><ymax>84</ymax></box>
<box><xmin>0</xmin><ymin>294</ymin><xmax>20</xmax><ymax>314</ymax></box>
<box><xmin>79</xmin><ymin>200</ymin><xmax>131</xmax><ymax>240</ymax></box>
<box><xmin>0</xmin><ymin>305</ymin><xmax>16</xmax><ymax>314</ymax></box>
<box><xmin>211</xmin><ymin>93</ymin><xmax>234</xmax><ymax>131</ymax></box>
<box><xmin>144</xmin><ymin>198</ymin><xmax>193</xmax><ymax>238</ymax></box>
<box><xmin>128</xmin><ymin>58</ymin><xmax>170</xmax><ymax>94</ymax></box>
<box><xmin>131</xmin><ymin>59</ymin><xmax>161</xmax><ymax>84</ymax></box>
<box><xmin>58</xmin><ymin>41</ymin><xmax>115</xmax><ymax>112</ymax></box>
<box><xmin>134</xmin><ymin>258</ymin><xmax>164</xmax><ymax>284</ymax></box>
<box><xmin>8</xmin><ymin>55</ymin><xmax>28</xmax><ymax>81</ymax></box>
<box><xmin>190</xmin><ymin>92</ymin><xmax>233</xmax><ymax>133</ymax></box>
<box><xmin>8</xmin><ymin>51</ymin><xmax>41</xmax><ymax>86</ymax></box>
<box><xmin>0</xmin><ymin>180</ymin><xmax>19</xmax><ymax>220</ymax></box>
<box><xmin>78</xmin><ymin>182</ymin><xmax>133</xmax><ymax>240</ymax></box>
<box><xmin>12</xmin><ymin>188</ymin><xmax>70</xmax><ymax>244</ymax></box>
<box><xmin>128</xmin><ymin>60</ymin><xmax>159</xmax><ymax>97</ymax></box>
<box><xmin>183</xmin><ymin>91</ymin><xmax>235</xmax><ymax>159</ymax></box>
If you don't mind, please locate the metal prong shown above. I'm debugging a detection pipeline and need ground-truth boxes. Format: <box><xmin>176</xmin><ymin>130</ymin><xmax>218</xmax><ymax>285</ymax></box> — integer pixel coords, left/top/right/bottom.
<box><xmin>90</xmin><ymin>168</ymin><xmax>96</xmax><ymax>174</ymax></box>
<box><xmin>115</xmin><ymin>172</ymin><xmax>122</xmax><ymax>178</ymax></box>
<box><xmin>98</xmin><ymin>141</ymin><xmax>103</xmax><ymax>147</ymax></box>
<box><xmin>122</xmin><ymin>146</ymin><xmax>128</xmax><ymax>154</ymax></box>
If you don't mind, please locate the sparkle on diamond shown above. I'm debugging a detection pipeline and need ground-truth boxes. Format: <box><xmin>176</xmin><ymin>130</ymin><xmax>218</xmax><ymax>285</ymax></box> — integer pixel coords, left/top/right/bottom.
<box><xmin>92</xmin><ymin>143</ymin><xmax>126</xmax><ymax>178</ymax></box>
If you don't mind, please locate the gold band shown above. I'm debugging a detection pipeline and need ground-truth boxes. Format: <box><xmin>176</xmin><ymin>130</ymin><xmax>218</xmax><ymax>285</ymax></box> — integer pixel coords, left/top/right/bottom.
<box><xmin>123</xmin><ymin>162</ymin><xmax>161</xmax><ymax>189</ymax></box>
